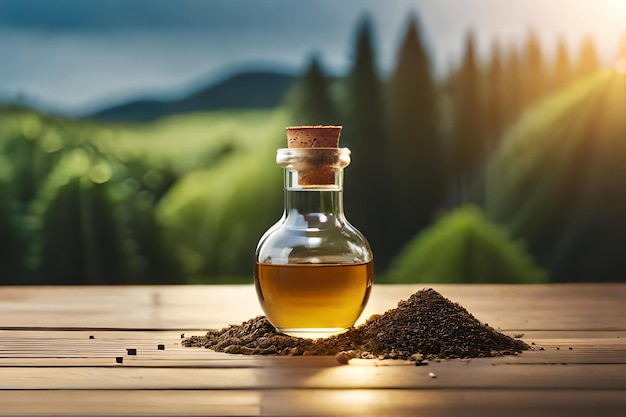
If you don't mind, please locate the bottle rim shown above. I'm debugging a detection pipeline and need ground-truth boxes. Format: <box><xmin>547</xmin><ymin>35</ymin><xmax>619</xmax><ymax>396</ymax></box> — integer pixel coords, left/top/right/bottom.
<box><xmin>276</xmin><ymin>147</ymin><xmax>351</xmax><ymax>169</ymax></box>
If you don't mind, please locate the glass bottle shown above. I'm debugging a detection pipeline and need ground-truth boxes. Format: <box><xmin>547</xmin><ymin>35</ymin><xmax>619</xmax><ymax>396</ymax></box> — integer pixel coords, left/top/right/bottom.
<box><xmin>254</xmin><ymin>138</ymin><xmax>374</xmax><ymax>339</ymax></box>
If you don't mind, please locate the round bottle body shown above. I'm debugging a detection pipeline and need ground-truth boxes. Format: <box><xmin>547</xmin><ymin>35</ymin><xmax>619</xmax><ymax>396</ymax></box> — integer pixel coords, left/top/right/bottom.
<box><xmin>254</xmin><ymin>148</ymin><xmax>373</xmax><ymax>338</ymax></box>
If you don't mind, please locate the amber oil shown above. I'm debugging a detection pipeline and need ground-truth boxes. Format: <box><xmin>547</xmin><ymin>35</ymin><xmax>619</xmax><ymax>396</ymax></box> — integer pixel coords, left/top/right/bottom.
<box><xmin>255</xmin><ymin>261</ymin><xmax>373</xmax><ymax>338</ymax></box>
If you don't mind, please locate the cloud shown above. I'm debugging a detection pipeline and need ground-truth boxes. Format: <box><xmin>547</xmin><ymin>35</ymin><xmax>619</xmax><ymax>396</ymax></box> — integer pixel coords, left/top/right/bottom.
<box><xmin>0</xmin><ymin>0</ymin><xmax>348</xmax><ymax>33</ymax></box>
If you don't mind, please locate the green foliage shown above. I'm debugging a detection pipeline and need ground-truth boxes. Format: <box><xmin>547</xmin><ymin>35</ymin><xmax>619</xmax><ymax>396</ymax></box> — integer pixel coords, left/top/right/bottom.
<box><xmin>340</xmin><ymin>16</ymin><xmax>393</xmax><ymax>268</ymax></box>
<box><xmin>156</xmin><ymin>110</ymin><xmax>287</xmax><ymax>281</ymax></box>
<box><xmin>487</xmin><ymin>71</ymin><xmax>626</xmax><ymax>282</ymax></box>
<box><xmin>1</xmin><ymin>17</ymin><xmax>624</xmax><ymax>285</ymax></box>
<box><xmin>523</xmin><ymin>29</ymin><xmax>546</xmax><ymax>107</ymax></box>
<box><xmin>284</xmin><ymin>56</ymin><xmax>340</xmax><ymax>125</ymax></box>
<box><xmin>0</xmin><ymin>180</ymin><xmax>26</xmax><ymax>284</ymax></box>
<box><xmin>384</xmin><ymin>205</ymin><xmax>547</xmax><ymax>283</ymax></box>
<box><xmin>485</xmin><ymin>40</ymin><xmax>506</xmax><ymax>148</ymax></box>
<box><xmin>0</xmin><ymin>106</ymin><xmax>285</xmax><ymax>284</ymax></box>
<box><xmin>450</xmin><ymin>31</ymin><xmax>487</xmax><ymax>205</ymax></box>
<box><xmin>385</xmin><ymin>16</ymin><xmax>447</xmax><ymax>261</ymax></box>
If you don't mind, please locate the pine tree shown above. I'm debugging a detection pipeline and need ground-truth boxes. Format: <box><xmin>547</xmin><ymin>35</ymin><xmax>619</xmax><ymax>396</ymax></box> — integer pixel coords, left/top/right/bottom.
<box><xmin>285</xmin><ymin>55</ymin><xmax>339</xmax><ymax>125</ymax></box>
<box><xmin>486</xmin><ymin>39</ymin><xmax>506</xmax><ymax>150</ymax></box>
<box><xmin>451</xmin><ymin>30</ymin><xmax>486</xmax><ymax>204</ymax></box>
<box><xmin>37</xmin><ymin>179</ymin><xmax>131</xmax><ymax>284</ymax></box>
<box><xmin>523</xmin><ymin>29</ymin><xmax>546</xmax><ymax>106</ymax></box>
<box><xmin>386</xmin><ymin>16</ymin><xmax>446</xmax><ymax>254</ymax></box>
<box><xmin>341</xmin><ymin>16</ymin><xmax>391</xmax><ymax>267</ymax></box>
<box><xmin>504</xmin><ymin>43</ymin><xmax>524</xmax><ymax>125</ymax></box>
<box><xmin>577</xmin><ymin>35</ymin><xmax>600</xmax><ymax>78</ymax></box>
<box><xmin>553</xmin><ymin>36</ymin><xmax>572</xmax><ymax>91</ymax></box>
<box><xmin>0</xmin><ymin>182</ymin><xmax>26</xmax><ymax>283</ymax></box>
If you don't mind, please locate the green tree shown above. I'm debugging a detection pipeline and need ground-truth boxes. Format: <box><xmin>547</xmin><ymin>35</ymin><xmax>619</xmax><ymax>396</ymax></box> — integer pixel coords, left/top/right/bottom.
<box><xmin>386</xmin><ymin>16</ymin><xmax>446</xmax><ymax>254</ymax></box>
<box><xmin>0</xmin><ymin>181</ymin><xmax>26</xmax><ymax>284</ymax></box>
<box><xmin>485</xmin><ymin>39</ymin><xmax>506</xmax><ymax>149</ymax></box>
<box><xmin>451</xmin><ymin>30</ymin><xmax>487</xmax><ymax>205</ymax></box>
<box><xmin>384</xmin><ymin>205</ymin><xmax>547</xmax><ymax>283</ymax></box>
<box><xmin>285</xmin><ymin>55</ymin><xmax>340</xmax><ymax>125</ymax></box>
<box><xmin>32</xmin><ymin>149</ymin><xmax>132</xmax><ymax>284</ymax></box>
<box><xmin>523</xmin><ymin>29</ymin><xmax>546</xmax><ymax>107</ymax></box>
<box><xmin>341</xmin><ymin>16</ymin><xmax>392</xmax><ymax>267</ymax></box>
<box><xmin>487</xmin><ymin>71</ymin><xmax>626</xmax><ymax>282</ymax></box>
<box><xmin>553</xmin><ymin>36</ymin><xmax>572</xmax><ymax>91</ymax></box>
<box><xmin>504</xmin><ymin>43</ymin><xmax>525</xmax><ymax>125</ymax></box>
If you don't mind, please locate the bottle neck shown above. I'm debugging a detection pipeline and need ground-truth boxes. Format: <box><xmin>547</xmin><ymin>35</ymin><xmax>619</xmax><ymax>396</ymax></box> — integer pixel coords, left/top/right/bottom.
<box><xmin>276</xmin><ymin>147</ymin><xmax>350</xmax><ymax>226</ymax></box>
<box><xmin>283</xmin><ymin>170</ymin><xmax>345</xmax><ymax>227</ymax></box>
<box><xmin>285</xmin><ymin>188</ymin><xmax>344</xmax><ymax>214</ymax></box>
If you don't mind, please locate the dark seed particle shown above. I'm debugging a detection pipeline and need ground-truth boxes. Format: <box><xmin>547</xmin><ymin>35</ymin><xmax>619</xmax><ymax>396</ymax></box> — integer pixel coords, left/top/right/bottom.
<box><xmin>569</xmin><ymin>347</ymin><xmax>573</xmax><ymax>350</ymax></box>
<box><xmin>157</xmin><ymin>344</ymin><xmax>165</xmax><ymax>350</ymax></box>
<box><xmin>180</xmin><ymin>333</ymin><xmax>185</xmax><ymax>339</ymax></box>
<box><xmin>556</xmin><ymin>347</ymin><xmax>560</xmax><ymax>350</ymax></box>
<box><xmin>182</xmin><ymin>289</ymin><xmax>529</xmax><ymax>360</ymax></box>
<box><xmin>115</xmin><ymin>357</ymin><xmax>123</xmax><ymax>364</ymax></box>
<box><xmin>126</xmin><ymin>348</ymin><xmax>137</xmax><ymax>355</ymax></box>
<box><xmin>89</xmin><ymin>335</ymin><xmax>95</xmax><ymax>339</ymax></box>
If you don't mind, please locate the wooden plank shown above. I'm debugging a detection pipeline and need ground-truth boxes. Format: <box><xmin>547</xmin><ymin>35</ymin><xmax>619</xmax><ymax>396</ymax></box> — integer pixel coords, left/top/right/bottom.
<box><xmin>2</xmin><ymin>361</ymin><xmax>626</xmax><ymax>390</ymax></box>
<box><xmin>1</xmin><ymin>389</ymin><xmax>625</xmax><ymax>417</ymax></box>
<box><xmin>1</xmin><ymin>284</ymin><xmax>625</xmax><ymax>331</ymax></box>
<box><xmin>1</xmin><ymin>330</ymin><xmax>625</xmax><ymax>366</ymax></box>
<box><xmin>1</xmin><ymin>341</ymin><xmax>625</xmax><ymax>366</ymax></box>
<box><xmin>0</xmin><ymin>390</ymin><xmax>259</xmax><ymax>416</ymax></box>
<box><xmin>260</xmin><ymin>389</ymin><xmax>626</xmax><ymax>417</ymax></box>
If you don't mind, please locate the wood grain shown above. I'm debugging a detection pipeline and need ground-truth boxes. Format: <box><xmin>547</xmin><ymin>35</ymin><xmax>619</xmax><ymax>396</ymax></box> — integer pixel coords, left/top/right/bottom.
<box><xmin>1</xmin><ymin>284</ymin><xmax>625</xmax><ymax>330</ymax></box>
<box><xmin>0</xmin><ymin>390</ymin><xmax>625</xmax><ymax>417</ymax></box>
<box><xmin>0</xmin><ymin>284</ymin><xmax>625</xmax><ymax>416</ymax></box>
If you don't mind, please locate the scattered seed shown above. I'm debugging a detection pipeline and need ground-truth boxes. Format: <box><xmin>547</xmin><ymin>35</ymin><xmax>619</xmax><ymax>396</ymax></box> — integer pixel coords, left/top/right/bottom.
<box><xmin>556</xmin><ymin>347</ymin><xmax>560</xmax><ymax>350</ymax></box>
<box><xmin>89</xmin><ymin>335</ymin><xmax>95</xmax><ymax>340</ymax></box>
<box><xmin>335</xmin><ymin>352</ymin><xmax>350</xmax><ymax>365</ymax></box>
<box><xmin>115</xmin><ymin>357</ymin><xmax>123</xmax><ymax>364</ymax></box>
<box><xmin>569</xmin><ymin>347</ymin><xmax>573</xmax><ymax>350</ymax></box>
<box><xmin>531</xmin><ymin>342</ymin><xmax>535</xmax><ymax>345</ymax></box>
<box><xmin>539</xmin><ymin>347</ymin><xmax>545</xmax><ymax>351</ymax></box>
<box><xmin>126</xmin><ymin>348</ymin><xmax>137</xmax><ymax>355</ymax></box>
<box><xmin>180</xmin><ymin>333</ymin><xmax>185</xmax><ymax>339</ymax></box>
<box><xmin>428</xmin><ymin>372</ymin><xmax>437</xmax><ymax>378</ymax></box>
<box><xmin>513</xmin><ymin>333</ymin><xmax>524</xmax><ymax>338</ymax></box>
<box><xmin>157</xmin><ymin>344</ymin><xmax>165</xmax><ymax>350</ymax></box>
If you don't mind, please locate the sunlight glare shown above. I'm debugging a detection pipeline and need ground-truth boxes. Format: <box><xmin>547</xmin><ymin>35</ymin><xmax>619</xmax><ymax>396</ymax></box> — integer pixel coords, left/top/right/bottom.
<box><xmin>615</xmin><ymin>59</ymin><xmax>626</xmax><ymax>75</ymax></box>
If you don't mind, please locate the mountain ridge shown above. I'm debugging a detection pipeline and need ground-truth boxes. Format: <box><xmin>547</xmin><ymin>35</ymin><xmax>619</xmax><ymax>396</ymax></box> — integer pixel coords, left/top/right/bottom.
<box><xmin>87</xmin><ymin>70</ymin><xmax>296</xmax><ymax>122</ymax></box>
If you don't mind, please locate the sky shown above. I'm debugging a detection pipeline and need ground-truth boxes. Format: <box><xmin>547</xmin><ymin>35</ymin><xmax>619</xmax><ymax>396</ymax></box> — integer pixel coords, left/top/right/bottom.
<box><xmin>1</xmin><ymin>0</ymin><xmax>625</xmax><ymax>116</ymax></box>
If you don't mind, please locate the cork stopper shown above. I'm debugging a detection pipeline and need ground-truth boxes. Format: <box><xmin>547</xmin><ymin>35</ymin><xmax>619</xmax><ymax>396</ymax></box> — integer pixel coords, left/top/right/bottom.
<box><xmin>284</xmin><ymin>126</ymin><xmax>343</xmax><ymax>186</ymax></box>
<box><xmin>286</xmin><ymin>126</ymin><xmax>342</xmax><ymax>148</ymax></box>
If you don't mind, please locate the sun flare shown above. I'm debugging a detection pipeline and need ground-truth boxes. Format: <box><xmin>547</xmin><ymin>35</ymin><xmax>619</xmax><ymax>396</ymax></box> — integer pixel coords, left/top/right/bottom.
<box><xmin>614</xmin><ymin>58</ymin><xmax>626</xmax><ymax>75</ymax></box>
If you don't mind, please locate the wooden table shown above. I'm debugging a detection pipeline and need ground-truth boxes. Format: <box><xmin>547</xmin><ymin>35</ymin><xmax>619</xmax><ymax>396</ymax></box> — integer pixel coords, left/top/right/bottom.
<box><xmin>1</xmin><ymin>284</ymin><xmax>625</xmax><ymax>416</ymax></box>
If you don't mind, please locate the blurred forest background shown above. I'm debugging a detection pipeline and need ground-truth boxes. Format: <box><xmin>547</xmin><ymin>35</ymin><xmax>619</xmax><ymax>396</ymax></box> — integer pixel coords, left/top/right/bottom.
<box><xmin>1</xmin><ymin>0</ymin><xmax>626</xmax><ymax>285</ymax></box>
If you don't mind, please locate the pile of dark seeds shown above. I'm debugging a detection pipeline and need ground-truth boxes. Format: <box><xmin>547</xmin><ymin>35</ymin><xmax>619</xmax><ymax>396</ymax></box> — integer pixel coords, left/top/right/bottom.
<box><xmin>183</xmin><ymin>288</ymin><xmax>529</xmax><ymax>361</ymax></box>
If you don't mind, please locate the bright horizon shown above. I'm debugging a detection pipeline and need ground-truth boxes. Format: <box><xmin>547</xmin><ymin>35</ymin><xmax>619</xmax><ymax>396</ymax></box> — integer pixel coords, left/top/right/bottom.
<box><xmin>1</xmin><ymin>0</ymin><xmax>625</xmax><ymax>115</ymax></box>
